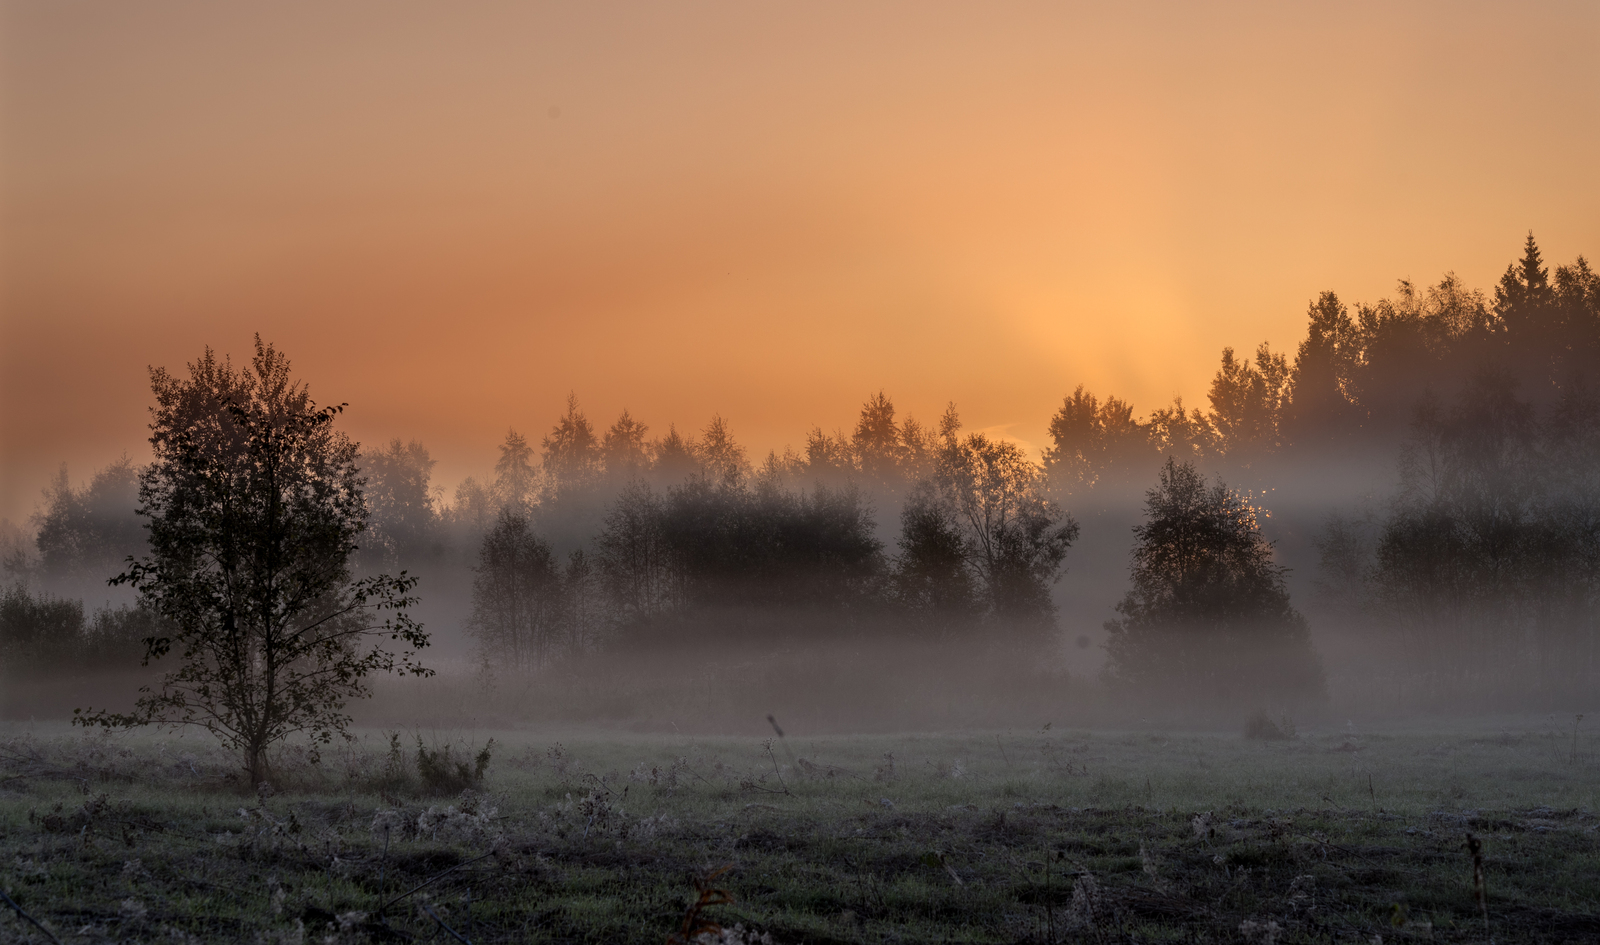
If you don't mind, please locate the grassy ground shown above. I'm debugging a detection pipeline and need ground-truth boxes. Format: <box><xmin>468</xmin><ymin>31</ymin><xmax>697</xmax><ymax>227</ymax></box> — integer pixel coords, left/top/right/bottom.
<box><xmin>2</xmin><ymin>719</ymin><xmax>1598</xmax><ymax>943</ymax></box>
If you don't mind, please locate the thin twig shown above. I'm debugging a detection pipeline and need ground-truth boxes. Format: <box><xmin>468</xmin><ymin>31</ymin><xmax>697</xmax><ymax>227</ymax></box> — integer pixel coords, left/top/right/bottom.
<box><xmin>376</xmin><ymin>828</ymin><xmax>391</xmax><ymax>916</ymax></box>
<box><xmin>0</xmin><ymin>889</ymin><xmax>62</xmax><ymax>945</ymax></box>
<box><xmin>1465</xmin><ymin>832</ymin><xmax>1489</xmax><ymax>939</ymax></box>
<box><xmin>421</xmin><ymin>902</ymin><xmax>473</xmax><ymax>944</ymax></box>
<box><xmin>767</xmin><ymin>714</ymin><xmax>798</xmax><ymax>767</ymax></box>
<box><xmin>760</xmin><ymin>740</ymin><xmax>792</xmax><ymax>795</ymax></box>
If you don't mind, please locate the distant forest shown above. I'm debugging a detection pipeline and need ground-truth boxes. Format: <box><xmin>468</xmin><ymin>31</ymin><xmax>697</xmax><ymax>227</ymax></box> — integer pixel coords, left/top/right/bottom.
<box><xmin>4</xmin><ymin>234</ymin><xmax>1597</xmax><ymax>703</ymax></box>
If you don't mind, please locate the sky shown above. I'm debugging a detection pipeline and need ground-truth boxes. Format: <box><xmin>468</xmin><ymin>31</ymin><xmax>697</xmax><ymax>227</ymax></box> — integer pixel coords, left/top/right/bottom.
<box><xmin>2</xmin><ymin>0</ymin><xmax>1598</xmax><ymax>523</ymax></box>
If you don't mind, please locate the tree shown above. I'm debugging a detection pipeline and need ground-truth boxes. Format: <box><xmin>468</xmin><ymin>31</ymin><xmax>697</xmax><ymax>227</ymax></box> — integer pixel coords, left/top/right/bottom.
<box><xmin>652</xmin><ymin>425</ymin><xmax>701</xmax><ymax>485</ymax></box>
<box><xmin>1</xmin><ymin>585</ymin><xmax>156</xmax><ymax>678</ymax></box>
<box><xmin>0</xmin><ymin>518</ymin><xmax>36</xmax><ymax>581</ymax></box>
<box><xmin>1553</xmin><ymin>255</ymin><xmax>1600</xmax><ymax>389</ymax></box>
<box><xmin>446</xmin><ymin>476</ymin><xmax>497</xmax><ymax>536</ymax></box>
<box><xmin>698</xmin><ymin>415</ymin><xmax>747</xmax><ymax>485</ymax></box>
<box><xmin>802</xmin><ymin>427</ymin><xmax>854</xmax><ymax>485</ymax></box>
<box><xmin>1495</xmin><ymin>232</ymin><xmax>1561</xmax><ymax>398</ymax></box>
<box><xmin>898</xmin><ymin>414</ymin><xmax>940</xmax><ymax>484</ymax></box>
<box><xmin>893</xmin><ymin>481</ymin><xmax>981</xmax><ymax>636</ymax></box>
<box><xmin>1206</xmin><ymin>344</ymin><xmax>1289</xmax><ymax>461</ymax></box>
<box><xmin>1344</xmin><ymin>274</ymin><xmax>1490</xmax><ymax>447</ymax></box>
<box><xmin>359</xmin><ymin>438</ymin><xmax>438</xmax><ymax>570</ymax></box>
<box><xmin>34</xmin><ymin>456</ymin><xmax>145</xmax><ymax>586</ymax></box>
<box><xmin>1103</xmin><ymin>459</ymin><xmax>1322</xmax><ymax>703</ymax></box>
<box><xmin>469</xmin><ymin>509</ymin><xmax>562</xmax><ymax>673</ymax></box>
<box><xmin>493</xmin><ymin>429</ymin><xmax>538</xmax><ymax>510</ymax></box>
<box><xmin>853</xmin><ymin>391</ymin><xmax>906</xmax><ymax>488</ymax></box>
<box><xmin>1282</xmin><ymin>292</ymin><xmax>1360</xmax><ymax>448</ymax></box>
<box><xmin>76</xmin><ymin>340</ymin><xmax>430</xmax><ymax>785</ymax></box>
<box><xmin>1370</xmin><ymin>371</ymin><xmax>1543</xmax><ymax>682</ymax></box>
<box><xmin>1043</xmin><ymin>385</ymin><xmax>1150</xmax><ymax>497</ymax></box>
<box><xmin>596</xmin><ymin>480</ymin><xmax>677</xmax><ymax>622</ymax></box>
<box><xmin>652</xmin><ymin>475</ymin><xmax>882</xmax><ymax>616</ymax></box>
<box><xmin>1</xmin><ymin>585</ymin><xmax>88</xmax><ymax>672</ymax></box>
<box><xmin>602</xmin><ymin>410</ymin><xmax>651</xmax><ymax>481</ymax></box>
<box><xmin>1146</xmin><ymin>395</ymin><xmax>1216</xmax><ymax>464</ymax></box>
<box><xmin>559</xmin><ymin>550</ymin><xmax>607</xmax><ymax>655</ymax></box>
<box><xmin>542</xmin><ymin>394</ymin><xmax>603</xmax><ymax>497</ymax></box>
<box><xmin>932</xmin><ymin>415</ymin><xmax>1078</xmax><ymax>632</ymax></box>
<box><xmin>1310</xmin><ymin>510</ymin><xmax>1377</xmax><ymax>629</ymax></box>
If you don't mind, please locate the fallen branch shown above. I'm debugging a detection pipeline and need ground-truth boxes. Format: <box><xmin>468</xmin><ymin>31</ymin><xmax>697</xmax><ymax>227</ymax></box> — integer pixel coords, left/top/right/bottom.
<box><xmin>421</xmin><ymin>902</ymin><xmax>473</xmax><ymax>944</ymax></box>
<box><xmin>380</xmin><ymin>851</ymin><xmax>495</xmax><ymax>914</ymax></box>
<box><xmin>0</xmin><ymin>889</ymin><xmax>62</xmax><ymax>945</ymax></box>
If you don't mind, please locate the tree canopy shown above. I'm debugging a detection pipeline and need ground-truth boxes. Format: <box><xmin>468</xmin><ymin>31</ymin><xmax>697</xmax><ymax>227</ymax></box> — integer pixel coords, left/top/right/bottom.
<box><xmin>1104</xmin><ymin>459</ymin><xmax>1322</xmax><ymax>704</ymax></box>
<box><xmin>75</xmin><ymin>339</ymin><xmax>431</xmax><ymax>784</ymax></box>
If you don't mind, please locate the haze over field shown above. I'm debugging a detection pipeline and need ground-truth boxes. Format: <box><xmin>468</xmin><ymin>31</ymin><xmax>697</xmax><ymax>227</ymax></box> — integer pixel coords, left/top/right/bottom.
<box><xmin>2</xmin><ymin>0</ymin><xmax>1599</xmax><ymax>731</ymax></box>
<box><xmin>6</xmin><ymin>9</ymin><xmax>1600</xmax><ymax>942</ymax></box>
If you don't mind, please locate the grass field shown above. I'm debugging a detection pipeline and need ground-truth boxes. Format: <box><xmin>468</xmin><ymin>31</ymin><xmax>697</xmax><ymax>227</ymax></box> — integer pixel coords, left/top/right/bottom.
<box><xmin>2</xmin><ymin>717</ymin><xmax>1598</xmax><ymax>943</ymax></box>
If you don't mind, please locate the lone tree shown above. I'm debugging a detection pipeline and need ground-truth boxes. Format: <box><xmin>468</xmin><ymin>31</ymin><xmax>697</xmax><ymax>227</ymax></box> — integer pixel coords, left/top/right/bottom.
<box><xmin>76</xmin><ymin>339</ymin><xmax>431</xmax><ymax>785</ymax></box>
<box><xmin>1104</xmin><ymin>458</ymin><xmax>1322</xmax><ymax>704</ymax></box>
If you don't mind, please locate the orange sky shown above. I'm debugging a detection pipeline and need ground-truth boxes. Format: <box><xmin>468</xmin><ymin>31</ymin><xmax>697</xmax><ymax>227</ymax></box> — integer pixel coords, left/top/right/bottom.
<box><xmin>3</xmin><ymin>1</ymin><xmax>1598</xmax><ymax>522</ymax></box>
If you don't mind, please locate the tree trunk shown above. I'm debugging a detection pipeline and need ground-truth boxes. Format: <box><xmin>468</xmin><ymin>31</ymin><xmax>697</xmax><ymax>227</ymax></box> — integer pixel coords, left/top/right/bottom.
<box><xmin>247</xmin><ymin>743</ymin><xmax>267</xmax><ymax>790</ymax></box>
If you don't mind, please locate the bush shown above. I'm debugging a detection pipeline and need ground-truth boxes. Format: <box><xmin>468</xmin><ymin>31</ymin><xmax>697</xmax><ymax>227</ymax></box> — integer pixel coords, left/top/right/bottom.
<box><xmin>0</xmin><ymin>584</ymin><xmax>156</xmax><ymax>675</ymax></box>
<box><xmin>1103</xmin><ymin>460</ymin><xmax>1325</xmax><ymax>705</ymax></box>
<box><xmin>1243</xmin><ymin>709</ymin><xmax>1295</xmax><ymax>740</ymax></box>
<box><xmin>415</xmin><ymin>736</ymin><xmax>495</xmax><ymax>796</ymax></box>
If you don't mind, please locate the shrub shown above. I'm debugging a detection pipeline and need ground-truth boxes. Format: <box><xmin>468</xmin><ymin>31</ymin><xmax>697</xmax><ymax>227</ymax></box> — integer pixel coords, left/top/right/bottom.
<box><xmin>415</xmin><ymin>736</ymin><xmax>495</xmax><ymax>796</ymax></box>
<box><xmin>1244</xmin><ymin>709</ymin><xmax>1294</xmax><ymax>740</ymax></box>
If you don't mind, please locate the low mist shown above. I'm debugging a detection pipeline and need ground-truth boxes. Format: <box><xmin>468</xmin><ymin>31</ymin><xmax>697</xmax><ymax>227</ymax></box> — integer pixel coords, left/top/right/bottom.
<box><xmin>4</xmin><ymin>236</ymin><xmax>1596</xmax><ymax>737</ymax></box>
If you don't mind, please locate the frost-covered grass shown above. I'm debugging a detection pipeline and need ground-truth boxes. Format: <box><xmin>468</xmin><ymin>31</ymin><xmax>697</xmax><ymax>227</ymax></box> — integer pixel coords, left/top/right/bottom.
<box><xmin>2</xmin><ymin>719</ymin><xmax>1598</xmax><ymax>943</ymax></box>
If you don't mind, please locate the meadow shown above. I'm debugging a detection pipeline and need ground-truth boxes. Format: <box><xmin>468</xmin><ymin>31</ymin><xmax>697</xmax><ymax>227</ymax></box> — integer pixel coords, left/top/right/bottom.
<box><xmin>1</xmin><ymin>717</ymin><xmax>1597</xmax><ymax>944</ymax></box>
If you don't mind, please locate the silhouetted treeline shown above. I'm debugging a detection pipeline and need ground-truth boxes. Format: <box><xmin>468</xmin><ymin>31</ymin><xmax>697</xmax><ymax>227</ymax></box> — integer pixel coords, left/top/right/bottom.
<box><xmin>5</xmin><ymin>233</ymin><xmax>1595</xmax><ymax>705</ymax></box>
<box><xmin>1046</xmin><ymin>235</ymin><xmax>1600</xmax><ymax>497</ymax></box>
<box><xmin>1316</xmin><ymin>368</ymin><xmax>1600</xmax><ymax>698</ymax></box>
<box><xmin>463</xmin><ymin>405</ymin><xmax>1078</xmax><ymax>672</ymax></box>
<box><xmin>0</xmin><ymin>584</ymin><xmax>159</xmax><ymax>675</ymax></box>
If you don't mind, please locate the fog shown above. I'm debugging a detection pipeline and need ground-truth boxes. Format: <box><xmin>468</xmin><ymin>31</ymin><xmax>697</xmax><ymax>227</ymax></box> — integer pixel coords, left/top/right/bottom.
<box><xmin>3</xmin><ymin>239</ymin><xmax>1597</xmax><ymax>734</ymax></box>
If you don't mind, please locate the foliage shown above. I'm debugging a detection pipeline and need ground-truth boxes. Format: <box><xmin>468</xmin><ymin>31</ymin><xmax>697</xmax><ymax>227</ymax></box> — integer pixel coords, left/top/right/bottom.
<box><xmin>1365</xmin><ymin>369</ymin><xmax>1600</xmax><ymax>693</ymax></box>
<box><xmin>1043</xmin><ymin>385</ymin><xmax>1150</xmax><ymax>497</ymax></box>
<box><xmin>33</xmin><ymin>456</ymin><xmax>145</xmax><ymax>585</ymax></box>
<box><xmin>1310</xmin><ymin>510</ymin><xmax>1377</xmax><ymax>625</ymax></box>
<box><xmin>852</xmin><ymin>390</ymin><xmax>909</xmax><ymax>488</ymax></box>
<box><xmin>541</xmin><ymin>393</ymin><xmax>603</xmax><ymax>497</ymax></box>
<box><xmin>1281</xmin><ymin>291</ymin><xmax>1361</xmax><ymax>448</ymax></box>
<box><xmin>0</xmin><ymin>585</ymin><xmax>161</xmax><ymax>674</ymax></box>
<box><xmin>1051</xmin><ymin>235</ymin><xmax>1597</xmax><ymax>487</ymax></box>
<box><xmin>660</xmin><ymin>477</ymin><xmax>882</xmax><ymax>613</ymax></box>
<box><xmin>1104</xmin><ymin>459</ymin><xmax>1323</xmax><ymax>703</ymax></box>
<box><xmin>595</xmin><ymin>480</ymin><xmax>678</xmax><ymax>622</ymax></box>
<box><xmin>893</xmin><ymin>482</ymin><xmax>982</xmax><ymax>637</ymax></box>
<box><xmin>74</xmin><ymin>339</ymin><xmax>431</xmax><ymax>784</ymax></box>
<box><xmin>357</xmin><ymin>438</ymin><xmax>439</xmax><ymax>571</ymax></box>
<box><xmin>414</xmin><ymin>736</ymin><xmax>495</xmax><ymax>796</ymax></box>
<box><xmin>1206</xmin><ymin>343</ymin><xmax>1290</xmax><ymax>461</ymax></box>
<box><xmin>468</xmin><ymin>509</ymin><xmax>563</xmax><ymax>673</ymax></box>
<box><xmin>492</xmin><ymin>428</ymin><xmax>539</xmax><ymax>511</ymax></box>
<box><xmin>13</xmin><ymin>235</ymin><xmax>1597</xmax><ymax>695</ymax></box>
<box><xmin>929</xmin><ymin>417</ymin><xmax>1078</xmax><ymax>632</ymax></box>
<box><xmin>601</xmin><ymin>409</ymin><xmax>651</xmax><ymax>481</ymax></box>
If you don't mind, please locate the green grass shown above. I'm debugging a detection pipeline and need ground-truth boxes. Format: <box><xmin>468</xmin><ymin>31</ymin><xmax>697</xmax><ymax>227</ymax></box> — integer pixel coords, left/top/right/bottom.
<box><xmin>2</xmin><ymin>719</ymin><xmax>1598</xmax><ymax>943</ymax></box>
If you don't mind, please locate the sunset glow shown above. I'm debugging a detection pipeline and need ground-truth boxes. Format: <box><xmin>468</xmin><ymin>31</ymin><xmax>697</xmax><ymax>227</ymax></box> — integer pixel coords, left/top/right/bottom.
<box><xmin>3</xmin><ymin>1</ymin><xmax>1597</xmax><ymax>519</ymax></box>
